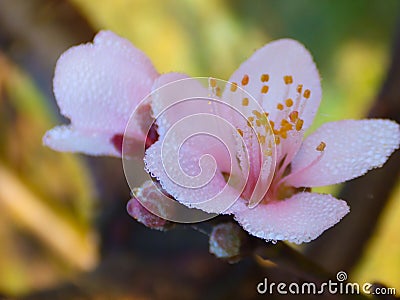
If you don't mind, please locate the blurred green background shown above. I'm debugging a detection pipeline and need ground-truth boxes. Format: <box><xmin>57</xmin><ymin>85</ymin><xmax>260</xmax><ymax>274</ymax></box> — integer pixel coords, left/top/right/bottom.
<box><xmin>0</xmin><ymin>0</ymin><xmax>399</xmax><ymax>297</ymax></box>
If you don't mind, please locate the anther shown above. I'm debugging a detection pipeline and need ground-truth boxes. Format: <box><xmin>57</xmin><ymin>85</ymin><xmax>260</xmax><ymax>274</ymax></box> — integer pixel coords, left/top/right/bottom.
<box><xmin>277</xmin><ymin>103</ymin><xmax>284</xmax><ymax>110</ymax></box>
<box><xmin>285</xmin><ymin>98</ymin><xmax>293</xmax><ymax>107</ymax></box>
<box><xmin>296</xmin><ymin>84</ymin><xmax>303</xmax><ymax>93</ymax></box>
<box><xmin>261</xmin><ymin>85</ymin><xmax>269</xmax><ymax>94</ymax></box>
<box><xmin>295</xmin><ymin>119</ymin><xmax>304</xmax><ymax>131</ymax></box>
<box><xmin>215</xmin><ymin>86</ymin><xmax>221</xmax><ymax>97</ymax></box>
<box><xmin>259</xmin><ymin>115</ymin><xmax>268</xmax><ymax>125</ymax></box>
<box><xmin>261</xmin><ymin>74</ymin><xmax>270</xmax><ymax>82</ymax></box>
<box><xmin>303</xmin><ymin>89</ymin><xmax>311</xmax><ymax>99</ymax></box>
<box><xmin>316</xmin><ymin>141</ymin><xmax>326</xmax><ymax>151</ymax></box>
<box><xmin>280</xmin><ymin>119</ymin><xmax>293</xmax><ymax>131</ymax></box>
<box><xmin>241</xmin><ymin>74</ymin><xmax>249</xmax><ymax>86</ymax></box>
<box><xmin>289</xmin><ymin>111</ymin><xmax>299</xmax><ymax>123</ymax></box>
<box><xmin>252</xmin><ymin>110</ymin><xmax>262</xmax><ymax>118</ymax></box>
<box><xmin>284</xmin><ymin>75</ymin><xmax>293</xmax><ymax>84</ymax></box>
<box><xmin>258</xmin><ymin>134</ymin><xmax>266</xmax><ymax>144</ymax></box>
<box><xmin>264</xmin><ymin>149</ymin><xmax>272</xmax><ymax>156</ymax></box>
<box><xmin>269</xmin><ymin>120</ymin><xmax>275</xmax><ymax>129</ymax></box>
<box><xmin>210</xmin><ymin>78</ymin><xmax>217</xmax><ymax>88</ymax></box>
<box><xmin>242</xmin><ymin>97</ymin><xmax>249</xmax><ymax>106</ymax></box>
<box><xmin>230</xmin><ymin>82</ymin><xmax>238</xmax><ymax>92</ymax></box>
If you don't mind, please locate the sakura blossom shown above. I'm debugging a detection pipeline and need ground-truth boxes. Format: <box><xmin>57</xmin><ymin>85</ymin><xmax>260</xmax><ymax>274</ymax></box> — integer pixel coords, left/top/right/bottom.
<box><xmin>142</xmin><ymin>40</ymin><xmax>400</xmax><ymax>243</ymax></box>
<box><xmin>43</xmin><ymin>31</ymin><xmax>400</xmax><ymax>244</ymax></box>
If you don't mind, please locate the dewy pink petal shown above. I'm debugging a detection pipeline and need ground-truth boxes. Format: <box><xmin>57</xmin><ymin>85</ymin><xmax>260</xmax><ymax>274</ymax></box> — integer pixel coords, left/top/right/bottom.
<box><xmin>127</xmin><ymin>196</ymin><xmax>169</xmax><ymax>231</ymax></box>
<box><xmin>233</xmin><ymin>192</ymin><xmax>349</xmax><ymax>244</ymax></box>
<box><xmin>150</xmin><ymin>73</ymin><xmax>242</xmax><ymax>173</ymax></box>
<box><xmin>44</xmin><ymin>30</ymin><xmax>158</xmax><ymax>156</ymax></box>
<box><xmin>286</xmin><ymin>119</ymin><xmax>400</xmax><ymax>187</ymax></box>
<box><xmin>227</xmin><ymin>39</ymin><xmax>321</xmax><ymax>131</ymax></box>
<box><xmin>44</xmin><ymin>125</ymin><xmax>120</xmax><ymax>155</ymax></box>
<box><xmin>144</xmin><ymin>139</ymin><xmax>242</xmax><ymax>214</ymax></box>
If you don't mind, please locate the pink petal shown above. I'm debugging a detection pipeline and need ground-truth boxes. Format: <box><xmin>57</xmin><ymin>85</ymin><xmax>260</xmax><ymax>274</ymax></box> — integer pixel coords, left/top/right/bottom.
<box><xmin>45</xmin><ymin>30</ymin><xmax>158</xmax><ymax>156</ymax></box>
<box><xmin>150</xmin><ymin>73</ymin><xmax>243</xmax><ymax>173</ymax></box>
<box><xmin>128</xmin><ymin>180</ymin><xmax>214</xmax><ymax>223</ymax></box>
<box><xmin>233</xmin><ymin>192</ymin><xmax>349</xmax><ymax>244</ymax></box>
<box><xmin>43</xmin><ymin>125</ymin><xmax>120</xmax><ymax>156</ymax></box>
<box><xmin>227</xmin><ymin>39</ymin><xmax>321</xmax><ymax>131</ymax></box>
<box><xmin>151</xmin><ymin>72</ymin><xmax>207</xmax><ymax>138</ymax></box>
<box><xmin>145</xmin><ymin>140</ymin><xmax>243</xmax><ymax>214</ymax></box>
<box><xmin>126</xmin><ymin>194</ymin><xmax>169</xmax><ymax>231</ymax></box>
<box><xmin>286</xmin><ymin>119</ymin><xmax>400</xmax><ymax>187</ymax></box>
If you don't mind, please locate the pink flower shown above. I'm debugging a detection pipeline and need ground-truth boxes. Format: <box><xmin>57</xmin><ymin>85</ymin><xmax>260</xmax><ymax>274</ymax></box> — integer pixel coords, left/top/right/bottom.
<box><xmin>43</xmin><ymin>31</ymin><xmax>400</xmax><ymax>244</ymax></box>
<box><xmin>43</xmin><ymin>31</ymin><xmax>158</xmax><ymax>156</ymax></box>
<box><xmin>144</xmin><ymin>39</ymin><xmax>400</xmax><ymax>243</ymax></box>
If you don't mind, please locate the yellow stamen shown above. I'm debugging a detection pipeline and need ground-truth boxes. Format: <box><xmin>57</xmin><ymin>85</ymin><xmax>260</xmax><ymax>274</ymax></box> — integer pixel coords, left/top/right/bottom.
<box><xmin>252</xmin><ymin>110</ymin><xmax>262</xmax><ymax>118</ymax></box>
<box><xmin>259</xmin><ymin>115</ymin><xmax>268</xmax><ymax>125</ymax></box>
<box><xmin>295</xmin><ymin>119</ymin><xmax>304</xmax><ymax>131</ymax></box>
<box><xmin>284</xmin><ymin>75</ymin><xmax>293</xmax><ymax>84</ymax></box>
<box><xmin>296</xmin><ymin>84</ymin><xmax>303</xmax><ymax>93</ymax></box>
<box><xmin>242</xmin><ymin>97</ymin><xmax>249</xmax><ymax>106</ymax></box>
<box><xmin>264</xmin><ymin>149</ymin><xmax>272</xmax><ymax>156</ymax></box>
<box><xmin>241</xmin><ymin>74</ymin><xmax>249</xmax><ymax>86</ymax></box>
<box><xmin>237</xmin><ymin>128</ymin><xmax>243</xmax><ymax>137</ymax></box>
<box><xmin>277</xmin><ymin>103</ymin><xmax>284</xmax><ymax>110</ymax></box>
<box><xmin>280</xmin><ymin>119</ymin><xmax>293</xmax><ymax>131</ymax></box>
<box><xmin>281</xmin><ymin>119</ymin><xmax>290</xmax><ymax>126</ymax></box>
<box><xmin>285</xmin><ymin>98</ymin><xmax>293</xmax><ymax>107</ymax></box>
<box><xmin>215</xmin><ymin>86</ymin><xmax>221</xmax><ymax>97</ymax></box>
<box><xmin>230</xmin><ymin>82</ymin><xmax>238</xmax><ymax>92</ymax></box>
<box><xmin>303</xmin><ymin>89</ymin><xmax>311</xmax><ymax>99</ymax></box>
<box><xmin>269</xmin><ymin>120</ymin><xmax>275</xmax><ymax>129</ymax></box>
<box><xmin>258</xmin><ymin>133</ymin><xmax>266</xmax><ymax>144</ymax></box>
<box><xmin>261</xmin><ymin>74</ymin><xmax>269</xmax><ymax>82</ymax></box>
<box><xmin>210</xmin><ymin>78</ymin><xmax>217</xmax><ymax>88</ymax></box>
<box><xmin>289</xmin><ymin>111</ymin><xmax>299</xmax><ymax>123</ymax></box>
<box><xmin>261</xmin><ymin>85</ymin><xmax>269</xmax><ymax>94</ymax></box>
<box><xmin>316</xmin><ymin>141</ymin><xmax>326</xmax><ymax>151</ymax></box>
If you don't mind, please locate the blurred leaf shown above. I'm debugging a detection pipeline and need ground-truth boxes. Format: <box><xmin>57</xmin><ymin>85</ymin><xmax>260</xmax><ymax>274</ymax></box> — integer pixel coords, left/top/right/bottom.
<box><xmin>69</xmin><ymin>0</ymin><xmax>268</xmax><ymax>78</ymax></box>
<box><xmin>352</xmin><ymin>184</ymin><xmax>400</xmax><ymax>291</ymax></box>
<box><xmin>0</xmin><ymin>53</ymin><xmax>98</xmax><ymax>295</ymax></box>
